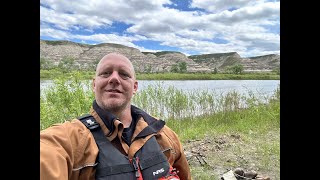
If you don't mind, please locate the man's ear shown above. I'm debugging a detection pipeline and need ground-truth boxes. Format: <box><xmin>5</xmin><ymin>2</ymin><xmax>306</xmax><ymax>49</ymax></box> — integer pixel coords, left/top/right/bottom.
<box><xmin>133</xmin><ymin>81</ymin><xmax>138</xmax><ymax>94</ymax></box>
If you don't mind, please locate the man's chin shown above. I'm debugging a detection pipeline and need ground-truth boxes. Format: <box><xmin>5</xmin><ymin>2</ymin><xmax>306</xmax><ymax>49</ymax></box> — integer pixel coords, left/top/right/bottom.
<box><xmin>103</xmin><ymin>101</ymin><xmax>126</xmax><ymax>111</ymax></box>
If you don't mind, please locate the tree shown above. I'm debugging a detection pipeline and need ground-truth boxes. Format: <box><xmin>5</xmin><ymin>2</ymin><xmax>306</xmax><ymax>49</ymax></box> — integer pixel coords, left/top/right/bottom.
<box><xmin>40</xmin><ymin>57</ymin><xmax>54</xmax><ymax>70</ymax></box>
<box><xmin>272</xmin><ymin>67</ymin><xmax>280</xmax><ymax>75</ymax></box>
<box><xmin>170</xmin><ymin>64</ymin><xmax>179</xmax><ymax>73</ymax></box>
<box><xmin>58</xmin><ymin>56</ymin><xmax>75</xmax><ymax>72</ymax></box>
<box><xmin>213</xmin><ymin>67</ymin><xmax>218</xmax><ymax>74</ymax></box>
<box><xmin>170</xmin><ymin>62</ymin><xmax>187</xmax><ymax>73</ymax></box>
<box><xmin>229</xmin><ymin>64</ymin><xmax>244</xmax><ymax>74</ymax></box>
<box><xmin>178</xmin><ymin>62</ymin><xmax>187</xmax><ymax>73</ymax></box>
<box><xmin>144</xmin><ymin>64</ymin><xmax>152</xmax><ymax>73</ymax></box>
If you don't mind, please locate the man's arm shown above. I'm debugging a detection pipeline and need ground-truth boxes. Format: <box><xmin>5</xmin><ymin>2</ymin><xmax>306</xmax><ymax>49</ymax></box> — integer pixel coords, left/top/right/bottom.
<box><xmin>40</xmin><ymin>124</ymin><xmax>75</xmax><ymax>180</ymax></box>
<box><xmin>162</xmin><ymin>126</ymin><xmax>192</xmax><ymax>180</ymax></box>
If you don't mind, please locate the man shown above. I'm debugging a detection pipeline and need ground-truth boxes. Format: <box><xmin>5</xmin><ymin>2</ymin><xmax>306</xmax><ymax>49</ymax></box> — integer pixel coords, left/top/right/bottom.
<box><xmin>40</xmin><ymin>53</ymin><xmax>191</xmax><ymax>180</ymax></box>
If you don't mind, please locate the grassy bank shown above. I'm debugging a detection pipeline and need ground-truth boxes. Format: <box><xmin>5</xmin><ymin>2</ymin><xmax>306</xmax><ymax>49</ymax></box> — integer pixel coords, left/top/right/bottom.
<box><xmin>40</xmin><ymin>73</ymin><xmax>280</xmax><ymax>179</ymax></box>
<box><xmin>40</xmin><ymin>69</ymin><xmax>280</xmax><ymax>80</ymax></box>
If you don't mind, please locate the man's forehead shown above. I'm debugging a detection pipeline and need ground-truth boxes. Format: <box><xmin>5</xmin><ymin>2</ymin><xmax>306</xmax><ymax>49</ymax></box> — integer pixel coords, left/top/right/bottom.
<box><xmin>102</xmin><ymin>54</ymin><xmax>130</xmax><ymax>63</ymax></box>
<box><xmin>100</xmin><ymin>57</ymin><xmax>132</xmax><ymax>67</ymax></box>
<box><xmin>97</xmin><ymin>56</ymin><xmax>133</xmax><ymax>72</ymax></box>
<box><xmin>103</xmin><ymin>53</ymin><xmax>129</xmax><ymax>61</ymax></box>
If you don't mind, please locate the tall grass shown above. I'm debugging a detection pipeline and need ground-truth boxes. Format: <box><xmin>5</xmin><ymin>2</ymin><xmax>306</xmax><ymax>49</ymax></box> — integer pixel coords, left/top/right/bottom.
<box><xmin>40</xmin><ymin>73</ymin><xmax>279</xmax><ymax>131</ymax></box>
<box><xmin>132</xmin><ymin>83</ymin><xmax>277</xmax><ymax>122</ymax></box>
<box><xmin>40</xmin><ymin>72</ymin><xmax>94</xmax><ymax>130</ymax></box>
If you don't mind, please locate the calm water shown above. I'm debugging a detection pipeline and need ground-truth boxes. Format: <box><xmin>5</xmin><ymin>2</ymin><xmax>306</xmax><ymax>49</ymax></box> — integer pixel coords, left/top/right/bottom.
<box><xmin>137</xmin><ymin>80</ymin><xmax>279</xmax><ymax>96</ymax></box>
<box><xmin>40</xmin><ymin>79</ymin><xmax>279</xmax><ymax>97</ymax></box>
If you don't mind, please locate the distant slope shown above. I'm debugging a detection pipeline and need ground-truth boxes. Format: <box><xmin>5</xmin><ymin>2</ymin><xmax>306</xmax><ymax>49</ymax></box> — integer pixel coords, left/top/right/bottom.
<box><xmin>40</xmin><ymin>39</ymin><xmax>280</xmax><ymax>73</ymax></box>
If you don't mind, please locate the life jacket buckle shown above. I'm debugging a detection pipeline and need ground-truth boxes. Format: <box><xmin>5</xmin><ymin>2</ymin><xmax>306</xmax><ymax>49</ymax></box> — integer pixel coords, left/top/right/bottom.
<box><xmin>132</xmin><ymin>157</ymin><xmax>141</xmax><ymax>178</ymax></box>
<box><xmin>85</xmin><ymin>118</ymin><xmax>100</xmax><ymax>130</ymax></box>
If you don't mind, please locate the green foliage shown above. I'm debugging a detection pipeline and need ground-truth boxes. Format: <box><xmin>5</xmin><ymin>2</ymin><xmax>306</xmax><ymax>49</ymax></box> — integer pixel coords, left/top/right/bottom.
<box><xmin>142</xmin><ymin>51</ymin><xmax>182</xmax><ymax>57</ymax></box>
<box><xmin>213</xmin><ymin>67</ymin><xmax>218</xmax><ymax>74</ymax></box>
<box><xmin>220</xmin><ymin>56</ymin><xmax>239</xmax><ymax>68</ymax></box>
<box><xmin>85</xmin><ymin>59</ymin><xmax>100</xmax><ymax>71</ymax></box>
<box><xmin>143</xmin><ymin>64</ymin><xmax>152</xmax><ymax>73</ymax></box>
<box><xmin>272</xmin><ymin>67</ymin><xmax>280</xmax><ymax>75</ymax></box>
<box><xmin>40</xmin><ymin>69</ymin><xmax>95</xmax><ymax>80</ymax></box>
<box><xmin>41</xmin><ymin>70</ymin><xmax>280</xmax><ymax>80</ymax></box>
<box><xmin>170</xmin><ymin>64</ymin><xmax>179</xmax><ymax>73</ymax></box>
<box><xmin>136</xmin><ymin>73</ymin><xmax>279</xmax><ymax>80</ymax></box>
<box><xmin>40</xmin><ymin>72</ymin><xmax>94</xmax><ymax>130</ymax></box>
<box><xmin>178</xmin><ymin>61</ymin><xmax>187</xmax><ymax>72</ymax></box>
<box><xmin>170</xmin><ymin>62</ymin><xmax>187</xmax><ymax>73</ymax></box>
<box><xmin>44</xmin><ymin>40</ymin><xmax>69</xmax><ymax>46</ymax></box>
<box><xmin>58</xmin><ymin>56</ymin><xmax>75</xmax><ymax>72</ymax></box>
<box><xmin>227</xmin><ymin>64</ymin><xmax>244</xmax><ymax>74</ymax></box>
<box><xmin>189</xmin><ymin>52</ymin><xmax>238</xmax><ymax>62</ymax></box>
<box><xmin>40</xmin><ymin>57</ymin><xmax>54</xmax><ymax>70</ymax></box>
<box><xmin>41</xmin><ymin>78</ymin><xmax>280</xmax><ymax>131</ymax></box>
<box><xmin>44</xmin><ymin>40</ymin><xmax>89</xmax><ymax>47</ymax></box>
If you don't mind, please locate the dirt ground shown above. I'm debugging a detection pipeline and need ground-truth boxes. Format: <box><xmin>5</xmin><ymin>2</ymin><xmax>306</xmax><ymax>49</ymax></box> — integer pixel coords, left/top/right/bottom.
<box><xmin>183</xmin><ymin>130</ymin><xmax>280</xmax><ymax>180</ymax></box>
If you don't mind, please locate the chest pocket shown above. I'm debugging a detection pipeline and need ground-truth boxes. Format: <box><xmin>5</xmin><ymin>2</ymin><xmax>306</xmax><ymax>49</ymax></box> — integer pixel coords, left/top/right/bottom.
<box><xmin>136</xmin><ymin>136</ymin><xmax>170</xmax><ymax>179</ymax></box>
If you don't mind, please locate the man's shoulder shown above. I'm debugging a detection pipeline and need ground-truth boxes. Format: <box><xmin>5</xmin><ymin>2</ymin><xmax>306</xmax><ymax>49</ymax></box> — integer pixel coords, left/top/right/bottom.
<box><xmin>41</xmin><ymin>118</ymin><xmax>90</xmax><ymax>135</ymax></box>
<box><xmin>157</xmin><ymin>124</ymin><xmax>175</xmax><ymax>135</ymax></box>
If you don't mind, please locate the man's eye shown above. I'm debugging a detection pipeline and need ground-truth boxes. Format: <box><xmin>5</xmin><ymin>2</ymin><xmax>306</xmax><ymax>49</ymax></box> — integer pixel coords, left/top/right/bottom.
<box><xmin>99</xmin><ymin>72</ymin><xmax>111</xmax><ymax>78</ymax></box>
<box><xmin>119</xmin><ymin>73</ymin><xmax>130</xmax><ymax>79</ymax></box>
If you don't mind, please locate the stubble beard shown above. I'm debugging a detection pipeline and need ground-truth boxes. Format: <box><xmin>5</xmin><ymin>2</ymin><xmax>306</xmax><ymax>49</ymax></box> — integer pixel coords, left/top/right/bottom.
<box><xmin>102</xmin><ymin>98</ymin><xmax>130</xmax><ymax>115</ymax></box>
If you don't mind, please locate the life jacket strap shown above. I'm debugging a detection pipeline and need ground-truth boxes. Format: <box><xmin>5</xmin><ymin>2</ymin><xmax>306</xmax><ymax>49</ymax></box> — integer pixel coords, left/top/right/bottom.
<box><xmin>139</xmin><ymin>153</ymin><xmax>168</xmax><ymax>170</ymax></box>
<box><xmin>78</xmin><ymin>114</ymin><xmax>100</xmax><ymax>130</ymax></box>
<box><xmin>78</xmin><ymin>114</ymin><xmax>137</xmax><ymax>177</ymax></box>
<box><xmin>96</xmin><ymin>164</ymin><xmax>135</xmax><ymax>177</ymax></box>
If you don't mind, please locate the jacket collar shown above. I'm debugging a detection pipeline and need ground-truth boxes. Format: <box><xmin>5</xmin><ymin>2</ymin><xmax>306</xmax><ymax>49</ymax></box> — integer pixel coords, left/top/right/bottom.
<box><xmin>92</xmin><ymin>100</ymin><xmax>164</xmax><ymax>137</ymax></box>
<box><xmin>131</xmin><ymin>105</ymin><xmax>158</xmax><ymax>124</ymax></box>
<box><xmin>92</xmin><ymin>100</ymin><xmax>118</xmax><ymax>136</ymax></box>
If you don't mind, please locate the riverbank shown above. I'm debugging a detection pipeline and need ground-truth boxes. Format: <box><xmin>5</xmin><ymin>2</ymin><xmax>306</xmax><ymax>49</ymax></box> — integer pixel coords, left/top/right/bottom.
<box><xmin>40</xmin><ymin>70</ymin><xmax>280</xmax><ymax>80</ymax></box>
<box><xmin>168</xmin><ymin>96</ymin><xmax>280</xmax><ymax>179</ymax></box>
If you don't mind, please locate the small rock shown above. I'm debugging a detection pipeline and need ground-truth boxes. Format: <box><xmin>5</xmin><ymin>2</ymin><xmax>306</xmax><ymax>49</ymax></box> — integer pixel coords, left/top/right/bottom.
<box><xmin>221</xmin><ymin>170</ymin><xmax>237</xmax><ymax>180</ymax></box>
<box><xmin>244</xmin><ymin>170</ymin><xmax>257</xmax><ymax>179</ymax></box>
<box><xmin>233</xmin><ymin>167</ymin><xmax>245</xmax><ymax>177</ymax></box>
<box><xmin>255</xmin><ymin>175</ymin><xmax>270</xmax><ymax>180</ymax></box>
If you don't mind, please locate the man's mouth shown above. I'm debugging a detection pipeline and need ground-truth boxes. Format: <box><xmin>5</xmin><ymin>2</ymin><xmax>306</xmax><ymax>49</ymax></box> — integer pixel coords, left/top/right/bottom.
<box><xmin>106</xmin><ymin>89</ymin><xmax>121</xmax><ymax>93</ymax></box>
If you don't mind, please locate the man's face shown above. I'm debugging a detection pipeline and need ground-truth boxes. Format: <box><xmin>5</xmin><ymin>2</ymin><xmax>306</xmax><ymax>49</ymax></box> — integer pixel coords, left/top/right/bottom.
<box><xmin>93</xmin><ymin>54</ymin><xmax>138</xmax><ymax>112</ymax></box>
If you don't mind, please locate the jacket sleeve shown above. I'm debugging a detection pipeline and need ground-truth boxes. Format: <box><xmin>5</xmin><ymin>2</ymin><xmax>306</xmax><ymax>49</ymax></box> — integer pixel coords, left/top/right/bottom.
<box><xmin>40</xmin><ymin>122</ymin><xmax>75</xmax><ymax>180</ymax></box>
<box><xmin>163</xmin><ymin>126</ymin><xmax>192</xmax><ymax>180</ymax></box>
<box><xmin>40</xmin><ymin>121</ymin><xmax>94</xmax><ymax>180</ymax></box>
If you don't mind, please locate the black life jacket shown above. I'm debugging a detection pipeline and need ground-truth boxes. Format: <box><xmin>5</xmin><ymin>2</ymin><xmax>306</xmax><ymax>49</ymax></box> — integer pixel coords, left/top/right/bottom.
<box><xmin>78</xmin><ymin>114</ymin><xmax>175</xmax><ymax>180</ymax></box>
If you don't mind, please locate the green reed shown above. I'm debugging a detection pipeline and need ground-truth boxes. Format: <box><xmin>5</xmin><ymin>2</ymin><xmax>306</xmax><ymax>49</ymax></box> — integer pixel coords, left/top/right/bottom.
<box><xmin>40</xmin><ymin>73</ymin><xmax>279</xmax><ymax>132</ymax></box>
<box><xmin>40</xmin><ymin>72</ymin><xmax>94</xmax><ymax>130</ymax></box>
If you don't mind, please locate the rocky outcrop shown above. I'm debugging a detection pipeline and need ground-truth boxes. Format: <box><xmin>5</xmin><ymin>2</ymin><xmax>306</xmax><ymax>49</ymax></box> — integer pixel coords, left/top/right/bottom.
<box><xmin>189</xmin><ymin>52</ymin><xmax>280</xmax><ymax>72</ymax></box>
<box><xmin>40</xmin><ymin>40</ymin><xmax>280</xmax><ymax>73</ymax></box>
<box><xmin>189</xmin><ymin>52</ymin><xmax>242</xmax><ymax>71</ymax></box>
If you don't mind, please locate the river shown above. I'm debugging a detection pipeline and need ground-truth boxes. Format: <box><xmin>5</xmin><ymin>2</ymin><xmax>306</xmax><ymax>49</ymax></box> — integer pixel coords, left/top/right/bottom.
<box><xmin>40</xmin><ymin>79</ymin><xmax>280</xmax><ymax>97</ymax></box>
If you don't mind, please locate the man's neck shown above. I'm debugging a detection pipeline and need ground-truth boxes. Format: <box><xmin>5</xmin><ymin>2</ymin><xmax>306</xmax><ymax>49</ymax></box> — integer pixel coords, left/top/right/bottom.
<box><xmin>112</xmin><ymin>107</ymin><xmax>132</xmax><ymax>128</ymax></box>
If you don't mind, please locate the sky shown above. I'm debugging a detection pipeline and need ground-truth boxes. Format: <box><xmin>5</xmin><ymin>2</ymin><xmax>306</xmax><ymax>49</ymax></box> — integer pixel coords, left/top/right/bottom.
<box><xmin>40</xmin><ymin>0</ymin><xmax>280</xmax><ymax>58</ymax></box>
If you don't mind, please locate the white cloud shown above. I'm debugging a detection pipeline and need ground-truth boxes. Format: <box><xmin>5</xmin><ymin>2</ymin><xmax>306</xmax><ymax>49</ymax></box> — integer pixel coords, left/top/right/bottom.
<box><xmin>191</xmin><ymin>0</ymin><xmax>256</xmax><ymax>12</ymax></box>
<box><xmin>40</xmin><ymin>0</ymin><xmax>280</xmax><ymax>57</ymax></box>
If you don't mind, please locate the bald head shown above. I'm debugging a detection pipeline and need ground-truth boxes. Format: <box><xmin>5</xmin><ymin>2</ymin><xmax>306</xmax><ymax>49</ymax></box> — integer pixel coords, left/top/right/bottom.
<box><xmin>96</xmin><ymin>53</ymin><xmax>135</xmax><ymax>78</ymax></box>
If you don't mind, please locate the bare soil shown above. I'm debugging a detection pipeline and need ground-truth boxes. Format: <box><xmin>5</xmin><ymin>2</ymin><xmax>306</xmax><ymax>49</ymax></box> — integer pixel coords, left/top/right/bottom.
<box><xmin>183</xmin><ymin>130</ymin><xmax>280</xmax><ymax>180</ymax></box>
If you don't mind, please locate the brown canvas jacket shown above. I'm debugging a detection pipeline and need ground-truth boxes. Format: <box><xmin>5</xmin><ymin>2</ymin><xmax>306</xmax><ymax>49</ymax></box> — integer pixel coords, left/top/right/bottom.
<box><xmin>40</xmin><ymin>107</ymin><xmax>191</xmax><ymax>180</ymax></box>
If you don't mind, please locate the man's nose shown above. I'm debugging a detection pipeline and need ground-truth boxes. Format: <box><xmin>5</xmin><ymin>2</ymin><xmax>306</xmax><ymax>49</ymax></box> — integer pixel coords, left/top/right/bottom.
<box><xmin>108</xmin><ymin>71</ymin><xmax>121</xmax><ymax>84</ymax></box>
